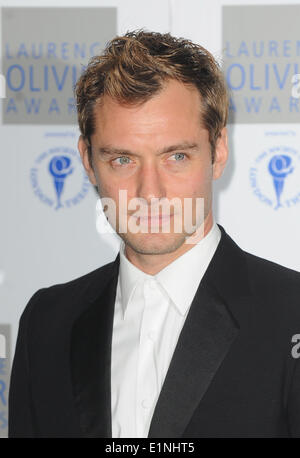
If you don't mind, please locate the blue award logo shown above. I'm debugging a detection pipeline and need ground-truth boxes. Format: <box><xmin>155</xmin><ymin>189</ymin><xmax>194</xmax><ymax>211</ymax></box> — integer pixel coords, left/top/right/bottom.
<box><xmin>268</xmin><ymin>155</ymin><xmax>294</xmax><ymax>210</ymax></box>
<box><xmin>249</xmin><ymin>146</ymin><xmax>300</xmax><ymax>210</ymax></box>
<box><xmin>30</xmin><ymin>147</ymin><xmax>90</xmax><ymax>210</ymax></box>
<box><xmin>49</xmin><ymin>156</ymin><xmax>74</xmax><ymax>210</ymax></box>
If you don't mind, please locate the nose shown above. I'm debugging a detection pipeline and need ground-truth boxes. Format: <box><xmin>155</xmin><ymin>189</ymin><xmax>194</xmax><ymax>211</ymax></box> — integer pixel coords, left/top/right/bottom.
<box><xmin>136</xmin><ymin>160</ymin><xmax>166</xmax><ymax>206</ymax></box>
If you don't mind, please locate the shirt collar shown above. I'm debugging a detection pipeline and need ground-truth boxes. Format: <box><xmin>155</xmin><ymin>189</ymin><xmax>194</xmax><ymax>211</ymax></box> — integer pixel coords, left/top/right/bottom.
<box><xmin>119</xmin><ymin>223</ymin><xmax>221</xmax><ymax>319</ymax></box>
<box><xmin>119</xmin><ymin>243</ymin><xmax>153</xmax><ymax>319</ymax></box>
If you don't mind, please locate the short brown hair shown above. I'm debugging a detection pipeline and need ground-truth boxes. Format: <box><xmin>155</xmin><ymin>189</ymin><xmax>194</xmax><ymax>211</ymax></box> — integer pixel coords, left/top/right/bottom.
<box><xmin>75</xmin><ymin>30</ymin><xmax>229</xmax><ymax>163</ymax></box>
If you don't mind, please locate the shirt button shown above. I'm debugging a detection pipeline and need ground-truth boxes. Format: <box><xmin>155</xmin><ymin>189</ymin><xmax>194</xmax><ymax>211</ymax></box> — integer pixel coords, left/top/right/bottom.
<box><xmin>141</xmin><ymin>399</ymin><xmax>151</xmax><ymax>409</ymax></box>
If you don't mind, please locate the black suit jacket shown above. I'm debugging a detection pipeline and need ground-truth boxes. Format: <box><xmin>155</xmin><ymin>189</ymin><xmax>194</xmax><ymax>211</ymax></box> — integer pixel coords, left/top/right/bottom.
<box><xmin>8</xmin><ymin>225</ymin><xmax>300</xmax><ymax>437</ymax></box>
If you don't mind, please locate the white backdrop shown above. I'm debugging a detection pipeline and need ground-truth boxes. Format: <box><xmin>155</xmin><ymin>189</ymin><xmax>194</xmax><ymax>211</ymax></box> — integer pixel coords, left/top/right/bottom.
<box><xmin>0</xmin><ymin>0</ymin><xmax>300</xmax><ymax>438</ymax></box>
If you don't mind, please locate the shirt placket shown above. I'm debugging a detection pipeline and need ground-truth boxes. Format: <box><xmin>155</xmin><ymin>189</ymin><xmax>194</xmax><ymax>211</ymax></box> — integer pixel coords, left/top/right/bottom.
<box><xmin>135</xmin><ymin>278</ymin><xmax>165</xmax><ymax>438</ymax></box>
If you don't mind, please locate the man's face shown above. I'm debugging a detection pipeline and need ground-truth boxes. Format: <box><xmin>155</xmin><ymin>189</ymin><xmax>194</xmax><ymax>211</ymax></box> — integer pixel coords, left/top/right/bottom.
<box><xmin>79</xmin><ymin>79</ymin><xmax>228</xmax><ymax>255</ymax></box>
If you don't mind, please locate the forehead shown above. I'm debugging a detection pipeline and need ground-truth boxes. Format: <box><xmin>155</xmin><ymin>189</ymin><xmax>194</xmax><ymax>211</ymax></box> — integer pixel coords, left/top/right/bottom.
<box><xmin>91</xmin><ymin>80</ymin><xmax>205</xmax><ymax>147</ymax></box>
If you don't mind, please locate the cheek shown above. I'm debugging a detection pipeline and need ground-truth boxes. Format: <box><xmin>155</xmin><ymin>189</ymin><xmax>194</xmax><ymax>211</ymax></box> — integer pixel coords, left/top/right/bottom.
<box><xmin>195</xmin><ymin>163</ymin><xmax>213</xmax><ymax>189</ymax></box>
<box><xmin>96</xmin><ymin>172</ymin><xmax>134</xmax><ymax>212</ymax></box>
<box><xmin>94</xmin><ymin>165</ymin><xmax>117</xmax><ymax>195</ymax></box>
<box><xmin>171</xmin><ymin>168</ymin><xmax>212</xmax><ymax>199</ymax></box>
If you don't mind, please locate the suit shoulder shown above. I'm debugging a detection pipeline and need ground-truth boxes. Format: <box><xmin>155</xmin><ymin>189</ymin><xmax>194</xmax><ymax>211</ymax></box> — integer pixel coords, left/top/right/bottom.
<box><xmin>41</xmin><ymin>258</ymin><xmax>117</xmax><ymax>296</ymax></box>
<box><xmin>20</xmin><ymin>257</ymin><xmax>118</xmax><ymax>324</ymax></box>
<box><xmin>242</xmin><ymin>249</ymin><xmax>300</xmax><ymax>320</ymax></box>
<box><xmin>243</xmin><ymin>249</ymin><xmax>300</xmax><ymax>285</ymax></box>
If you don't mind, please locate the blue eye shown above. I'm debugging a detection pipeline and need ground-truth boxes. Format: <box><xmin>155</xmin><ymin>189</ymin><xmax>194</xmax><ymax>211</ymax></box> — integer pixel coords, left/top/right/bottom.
<box><xmin>170</xmin><ymin>153</ymin><xmax>186</xmax><ymax>161</ymax></box>
<box><xmin>113</xmin><ymin>156</ymin><xmax>131</xmax><ymax>166</ymax></box>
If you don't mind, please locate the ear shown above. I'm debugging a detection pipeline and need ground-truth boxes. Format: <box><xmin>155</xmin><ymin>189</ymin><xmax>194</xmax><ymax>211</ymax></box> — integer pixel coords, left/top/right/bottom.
<box><xmin>212</xmin><ymin>127</ymin><xmax>229</xmax><ymax>180</ymax></box>
<box><xmin>78</xmin><ymin>135</ymin><xmax>97</xmax><ymax>186</ymax></box>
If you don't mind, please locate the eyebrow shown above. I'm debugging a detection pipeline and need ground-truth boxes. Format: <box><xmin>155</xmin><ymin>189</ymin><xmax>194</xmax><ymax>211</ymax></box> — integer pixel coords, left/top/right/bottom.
<box><xmin>95</xmin><ymin>142</ymin><xmax>200</xmax><ymax>158</ymax></box>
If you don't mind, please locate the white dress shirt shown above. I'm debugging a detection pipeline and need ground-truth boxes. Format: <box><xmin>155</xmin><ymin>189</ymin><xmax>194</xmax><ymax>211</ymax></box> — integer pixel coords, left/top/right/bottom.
<box><xmin>111</xmin><ymin>223</ymin><xmax>221</xmax><ymax>438</ymax></box>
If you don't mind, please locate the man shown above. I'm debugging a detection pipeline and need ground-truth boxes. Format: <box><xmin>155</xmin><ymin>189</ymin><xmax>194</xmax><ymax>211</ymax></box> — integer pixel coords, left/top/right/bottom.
<box><xmin>9</xmin><ymin>30</ymin><xmax>300</xmax><ymax>438</ymax></box>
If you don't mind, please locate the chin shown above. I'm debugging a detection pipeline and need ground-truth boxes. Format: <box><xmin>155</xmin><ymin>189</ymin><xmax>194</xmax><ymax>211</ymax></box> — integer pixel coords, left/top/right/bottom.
<box><xmin>120</xmin><ymin>231</ymin><xmax>187</xmax><ymax>255</ymax></box>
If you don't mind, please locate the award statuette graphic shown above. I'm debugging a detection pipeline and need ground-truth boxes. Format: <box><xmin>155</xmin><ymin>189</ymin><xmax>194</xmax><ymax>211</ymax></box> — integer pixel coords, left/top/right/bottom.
<box><xmin>268</xmin><ymin>155</ymin><xmax>294</xmax><ymax>210</ymax></box>
<box><xmin>49</xmin><ymin>156</ymin><xmax>74</xmax><ymax>210</ymax></box>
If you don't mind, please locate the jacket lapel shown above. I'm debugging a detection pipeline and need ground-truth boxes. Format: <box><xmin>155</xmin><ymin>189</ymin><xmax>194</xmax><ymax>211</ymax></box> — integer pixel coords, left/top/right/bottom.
<box><xmin>147</xmin><ymin>283</ymin><xmax>239</xmax><ymax>438</ymax></box>
<box><xmin>70</xmin><ymin>254</ymin><xmax>120</xmax><ymax>438</ymax></box>
<box><xmin>148</xmin><ymin>225</ymin><xmax>252</xmax><ymax>437</ymax></box>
